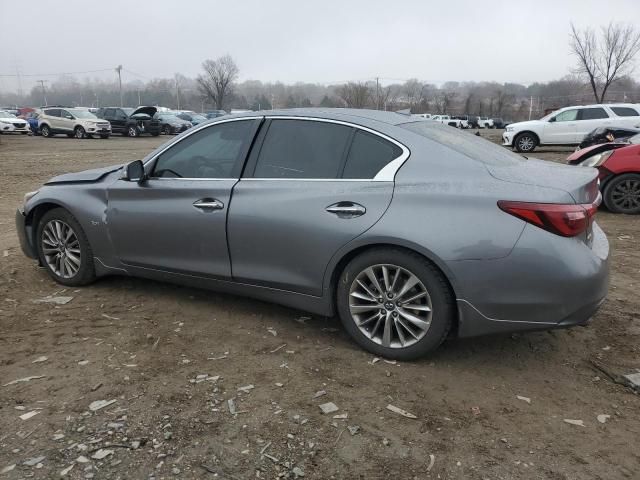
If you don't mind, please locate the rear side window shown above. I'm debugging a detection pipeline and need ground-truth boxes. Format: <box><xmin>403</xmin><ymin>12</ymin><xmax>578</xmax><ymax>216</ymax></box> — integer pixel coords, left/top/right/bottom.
<box><xmin>579</xmin><ymin>108</ymin><xmax>609</xmax><ymax>120</ymax></box>
<box><xmin>254</xmin><ymin>120</ymin><xmax>352</xmax><ymax>179</ymax></box>
<box><xmin>342</xmin><ymin>130</ymin><xmax>402</xmax><ymax>179</ymax></box>
<box><xmin>44</xmin><ymin>109</ymin><xmax>60</xmax><ymax>117</ymax></box>
<box><xmin>611</xmin><ymin>107</ymin><xmax>639</xmax><ymax>117</ymax></box>
<box><xmin>151</xmin><ymin>120</ymin><xmax>254</xmax><ymax>179</ymax></box>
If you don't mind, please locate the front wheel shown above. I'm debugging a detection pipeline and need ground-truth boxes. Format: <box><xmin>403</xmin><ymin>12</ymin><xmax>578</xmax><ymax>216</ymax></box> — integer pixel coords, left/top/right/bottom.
<box><xmin>40</xmin><ymin>124</ymin><xmax>52</xmax><ymax>137</ymax></box>
<box><xmin>603</xmin><ymin>173</ymin><xmax>640</xmax><ymax>214</ymax></box>
<box><xmin>336</xmin><ymin>248</ymin><xmax>454</xmax><ymax>360</ymax></box>
<box><xmin>126</xmin><ymin>126</ymin><xmax>139</xmax><ymax>137</ymax></box>
<box><xmin>514</xmin><ymin>132</ymin><xmax>538</xmax><ymax>153</ymax></box>
<box><xmin>36</xmin><ymin>208</ymin><xmax>96</xmax><ymax>286</ymax></box>
<box><xmin>74</xmin><ymin>126</ymin><xmax>86</xmax><ymax>139</ymax></box>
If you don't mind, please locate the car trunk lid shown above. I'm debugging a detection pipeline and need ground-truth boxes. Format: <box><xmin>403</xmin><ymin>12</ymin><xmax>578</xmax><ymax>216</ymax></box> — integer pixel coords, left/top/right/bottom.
<box><xmin>487</xmin><ymin>157</ymin><xmax>599</xmax><ymax>204</ymax></box>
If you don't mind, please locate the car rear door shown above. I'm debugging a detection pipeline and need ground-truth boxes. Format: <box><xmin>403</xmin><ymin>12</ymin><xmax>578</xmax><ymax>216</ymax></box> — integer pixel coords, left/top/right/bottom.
<box><xmin>575</xmin><ymin>107</ymin><xmax>611</xmax><ymax>140</ymax></box>
<box><xmin>227</xmin><ymin>117</ymin><xmax>405</xmax><ymax>296</ymax></box>
<box><xmin>106</xmin><ymin>118</ymin><xmax>260</xmax><ymax>278</ymax></box>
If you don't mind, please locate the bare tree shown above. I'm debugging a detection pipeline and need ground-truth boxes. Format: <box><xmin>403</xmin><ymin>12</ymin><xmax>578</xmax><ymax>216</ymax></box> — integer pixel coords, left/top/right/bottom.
<box><xmin>570</xmin><ymin>22</ymin><xmax>640</xmax><ymax>103</ymax></box>
<box><xmin>338</xmin><ymin>82</ymin><xmax>371</xmax><ymax>108</ymax></box>
<box><xmin>403</xmin><ymin>79</ymin><xmax>424</xmax><ymax>111</ymax></box>
<box><xmin>197</xmin><ymin>55</ymin><xmax>239</xmax><ymax>110</ymax></box>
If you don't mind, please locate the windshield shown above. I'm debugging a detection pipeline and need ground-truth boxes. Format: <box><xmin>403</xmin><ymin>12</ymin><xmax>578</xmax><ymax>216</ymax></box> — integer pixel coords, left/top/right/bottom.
<box><xmin>69</xmin><ymin>109</ymin><xmax>98</xmax><ymax>119</ymax></box>
<box><xmin>628</xmin><ymin>133</ymin><xmax>640</xmax><ymax>145</ymax></box>
<box><xmin>0</xmin><ymin>110</ymin><xmax>16</xmax><ymax>118</ymax></box>
<box><xmin>400</xmin><ymin>121</ymin><xmax>524</xmax><ymax>166</ymax></box>
<box><xmin>192</xmin><ymin>114</ymin><xmax>206</xmax><ymax>121</ymax></box>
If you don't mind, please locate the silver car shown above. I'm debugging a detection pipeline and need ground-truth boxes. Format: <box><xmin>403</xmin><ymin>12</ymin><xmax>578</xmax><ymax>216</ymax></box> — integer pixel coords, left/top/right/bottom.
<box><xmin>16</xmin><ymin>109</ymin><xmax>609</xmax><ymax>359</ymax></box>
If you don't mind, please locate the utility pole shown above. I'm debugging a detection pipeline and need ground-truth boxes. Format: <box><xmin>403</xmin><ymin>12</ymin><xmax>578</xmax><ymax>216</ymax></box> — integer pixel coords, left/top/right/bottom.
<box><xmin>375</xmin><ymin>77</ymin><xmax>380</xmax><ymax>110</ymax></box>
<box><xmin>37</xmin><ymin>80</ymin><xmax>48</xmax><ymax>106</ymax></box>
<box><xmin>115</xmin><ymin>65</ymin><xmax>123</xmax><ymax>107</ymax></box>
<box><xmin>528</xmin><ymin>95</ymin><xmax>533</xmax><ymax>120</ymax></box>
<box><xmin>175</xmin><ymin>78</ymin><xmax>180</xmax><ymax>110</ymax></box>
<box><xmin>137</xmin><ymin>90</ymin><xmax>141</xmax><ymax>106</ymax></box>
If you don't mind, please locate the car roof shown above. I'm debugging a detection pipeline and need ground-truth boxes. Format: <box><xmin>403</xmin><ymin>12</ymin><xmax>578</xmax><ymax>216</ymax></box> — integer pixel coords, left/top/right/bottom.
<box><xmin>226</xmin><ymin>108</ymin><xmax>415</xmax><ymax>126</ymax></box>
<box><xmin>559</xmin><ymin>103</ymin><xmax>639</xmax><ymax>110</ymax></box>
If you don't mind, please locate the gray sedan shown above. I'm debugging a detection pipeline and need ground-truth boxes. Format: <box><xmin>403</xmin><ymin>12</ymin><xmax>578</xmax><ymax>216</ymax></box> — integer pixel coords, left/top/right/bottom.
<box><xmin>16</xmin><ymin>109</ymin><xmax>609</xmax><ymax>359</ymax></box>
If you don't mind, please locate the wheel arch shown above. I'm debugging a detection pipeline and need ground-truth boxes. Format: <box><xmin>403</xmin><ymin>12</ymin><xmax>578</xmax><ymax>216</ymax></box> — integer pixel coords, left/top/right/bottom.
<box><xmin>324</xmin><ymin>240</ymin><xmax>460</xmax><ymax>332</ymax></box>
<box><xmin>514</xmin><ymin>130</ymin><xmax>540</xmax><ymax>145</ymax></box>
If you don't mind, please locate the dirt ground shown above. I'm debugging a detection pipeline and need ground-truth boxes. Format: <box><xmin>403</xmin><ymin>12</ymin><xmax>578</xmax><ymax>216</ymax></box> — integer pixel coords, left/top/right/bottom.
<box><xmin>0</xmin><ymin>130</ymin><xmax>638</xmax><ymax>480</ymax></box>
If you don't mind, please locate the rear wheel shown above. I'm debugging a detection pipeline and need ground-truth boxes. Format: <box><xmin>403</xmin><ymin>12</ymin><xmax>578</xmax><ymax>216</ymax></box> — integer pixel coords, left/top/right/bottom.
<box><xmin>36</xmin><ymin>208</ymin><xmax>96</xmax><ymax>286</ymax></box>
<box><xmin>514</xmin><ymin>132</ymin><xmax>538</xmax><ymax>153</ymax></box>
<box><xmin>336</xmin><ymin>248</ymin><xmax>454</xmax><ymax>360</ymax></box>
<box><xmin>163</xmin><ymin>125</ymin><xmax>172</xmax><ymax>135</ymax></box>
<box><xmin>40</xmin><ymin>124</ymin><xmax>52</xmax><ymax>137</ymax></box>
<box><xmin>603</xmin><ymin>173</ymin><xmax>640</xmax><ymax>214</ymax></box>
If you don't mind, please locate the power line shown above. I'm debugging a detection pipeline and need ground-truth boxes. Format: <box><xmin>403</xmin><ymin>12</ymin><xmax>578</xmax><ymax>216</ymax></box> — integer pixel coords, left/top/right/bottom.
<box><xmin>0</xmin><ymin>68</ymin><xmax>114</xmax><ymax>78</ymax></box>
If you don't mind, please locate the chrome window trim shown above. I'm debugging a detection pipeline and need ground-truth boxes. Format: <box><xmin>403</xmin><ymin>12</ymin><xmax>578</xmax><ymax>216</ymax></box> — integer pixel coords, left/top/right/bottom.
<box><xmin>143</xmin><ymin>115</ymin><xmax>410</xmax><ymax>182</ymax></box>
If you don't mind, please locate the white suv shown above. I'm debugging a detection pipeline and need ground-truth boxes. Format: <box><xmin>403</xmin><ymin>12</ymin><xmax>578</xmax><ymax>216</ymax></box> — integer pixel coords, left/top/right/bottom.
<box><xmin>503</xmin><ymin>103</ymin><xmax>640</xmax><ymax>153</ymax></box>
<box><xmin>39</xmin><ymin>107</ymin><xmax>111</xmax><ymax>139</ymax></box>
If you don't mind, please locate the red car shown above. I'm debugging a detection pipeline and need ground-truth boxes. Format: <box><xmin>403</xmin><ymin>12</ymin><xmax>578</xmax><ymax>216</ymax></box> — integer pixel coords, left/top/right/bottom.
<box><xmin>567</xmin><ymin>133</ymin><xmax>640</xmax><ymax>214</ymax></box>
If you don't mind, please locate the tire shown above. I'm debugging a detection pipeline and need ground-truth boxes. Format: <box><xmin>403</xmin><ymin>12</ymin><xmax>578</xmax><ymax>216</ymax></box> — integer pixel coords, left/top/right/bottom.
<box><xmin>74</xmin><ymin>126</ymin><xmax>86</xmax><ymax>139</ymax></box>
<box><xmin>100</xmin><ymin>134</ymin><xmax>110</xmax><ymax>139</ymax></box>
<box><xmin>336</xmin><ymin>248</ymin><xmax>454</xmax><ymax>360</ymax></box>
<box><xmin>36</xmin><ymin>208</ymin><xmax>96</xmax><ymax>286</ymax></box>
<box><xmin>514</xmin><ymin>132</ymin><xmax>538</xmax><ymax>153</ymax></box>
<box><xmin>163</xmin><ymin>125</ymin><xmax>172</xmax><ymax>135</ymax></box>
<box><xmin>603</xmin><ymin>173</ymin><xmax>640</xmax><ymax>214</ymax></box>
<box><xmin>126</xmin><ymin>125</ymin><xmax>138</xmax><ymax>137</ymax></box>
<box><xmin>40</xmin><ymin>124</ymin><xmax>52</xmax><ymax>138</ymax></box>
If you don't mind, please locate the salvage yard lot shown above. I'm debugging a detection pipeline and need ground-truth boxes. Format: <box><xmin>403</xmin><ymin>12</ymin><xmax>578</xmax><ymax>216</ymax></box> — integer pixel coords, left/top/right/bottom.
<box><xmin>0</xmin><ymin>132</ymin><xmax>639</xmax><ymax>479</ymax></box>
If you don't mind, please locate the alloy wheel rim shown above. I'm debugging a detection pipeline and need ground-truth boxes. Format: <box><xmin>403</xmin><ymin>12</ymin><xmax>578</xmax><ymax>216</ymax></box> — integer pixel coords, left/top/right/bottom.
<box><xmin>518</xmin><ymin>136</ymin><xmax>534</xmax><ymax>151</ymax></box>
<box><xmin>129</xmin><ymin>127</ymin><xmax>137</xmax><ymax>136</ymax></box>
<box><xmin>611</xmin><ymin>179</ymin><xmax>640</xmax><ymax>211</ymax></box>
<box><xmin>349</xmin><ymin>264</ymin><xmax>433</xmax><ymax>348</ymax></box>
<box><xmin>41</xmin><ymin>220</ymin><xmax>81</xmax><ymax>279</ymax></box>
<box><xmin>76</xmin><ymin>128</ymin><xmax>84</xmax><ymax>139</ymax></box>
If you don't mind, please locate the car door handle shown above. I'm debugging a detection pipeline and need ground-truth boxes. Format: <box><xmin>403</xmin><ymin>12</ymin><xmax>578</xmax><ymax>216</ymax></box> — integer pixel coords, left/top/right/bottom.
<box><xmin>193</xmin><ymin>198</ymin><xmax>224</xmax><ymax>210</ymax></box>
<box><xmin>326</xmin><ymin>202</ymin><xmax>366</xmax><ymax>218</ymax></box>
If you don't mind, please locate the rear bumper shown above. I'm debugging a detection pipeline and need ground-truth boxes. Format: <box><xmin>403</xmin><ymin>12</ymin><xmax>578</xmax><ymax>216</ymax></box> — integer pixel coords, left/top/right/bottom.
<box><xmin>16</xmin><ymin>209</ymin><xmax>37</xmax><ymax>259</ymax></box>
<box><xmin>453</xmin><ymin>222</ymin><xmax>610</xmax><ymax>338</ymax></box>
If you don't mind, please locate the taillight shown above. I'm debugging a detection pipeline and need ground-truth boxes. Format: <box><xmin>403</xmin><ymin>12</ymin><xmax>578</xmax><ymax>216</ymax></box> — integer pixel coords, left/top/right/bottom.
<box><xmin>498</xmin><ymin>197</ymin><xmax>600</xmax><ymax>237</ymax></box>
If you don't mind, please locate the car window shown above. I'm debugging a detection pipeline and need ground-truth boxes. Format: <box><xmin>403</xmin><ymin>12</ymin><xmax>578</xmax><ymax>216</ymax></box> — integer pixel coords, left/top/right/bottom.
<box><xmin>611</xmin><ymin>106</ymin><xmax>639</xmax><ymax>117</ymax></box>
<box><xmin>553</xmin><ymin>109</ymin><xmax>578</xmax><ymax>122</ymax></box>
<box><xmin>579</xmin><ymin>108</ymin><xmax>608</xmax><ymax>120</ymax></box>
<box><xmin>254</xmin><ymin>119</ymin><xmax>352</xmax><ymax>179</ymax></box>
<box><xmin>342</xmin><ymin>130</ymin><xmax>402</xmax><ymax>179</ymax></box>
<box><xmin>151</xmin><ymin>120</ymin><xmax>254</xmax><ymax>179</ymax></box>
<box><xmin>104</xmin><ymin>108</ymin><xmax>115</xmax><ymax>117</ymax></box>
<box><xmin>45</xmin><ymin>109</ymin><xmax>61</xmax><ymax>117</ymax></box>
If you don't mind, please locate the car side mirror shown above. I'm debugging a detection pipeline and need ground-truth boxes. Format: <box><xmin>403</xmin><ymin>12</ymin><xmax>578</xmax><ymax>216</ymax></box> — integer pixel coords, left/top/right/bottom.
<box><xmin>123</xmin><ymin>160</ymin><xmax>146</xmax><ymax>183</ymax></box>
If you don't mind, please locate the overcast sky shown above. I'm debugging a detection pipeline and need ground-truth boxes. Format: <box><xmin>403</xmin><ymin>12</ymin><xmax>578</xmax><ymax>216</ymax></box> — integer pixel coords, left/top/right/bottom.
<box><xmin>1</xmin><ymin>0</ymin><xmax>640</xmax><ymax>93</ymax></box>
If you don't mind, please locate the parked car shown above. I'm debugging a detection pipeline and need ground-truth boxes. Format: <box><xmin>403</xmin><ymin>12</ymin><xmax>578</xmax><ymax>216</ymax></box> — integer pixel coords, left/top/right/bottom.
<box><xmin>492</xmin><ymin>118</ymin><xmax>509</xmax><ymax>129</ymax></box>
<box><xmin>430</xmin><ymin>115</ymin><xmax>463</xmax><ymax>128</ymax></box>
<box><xmin>38</xmin><ymin>108</ymin><xmax>111</xmax><ymax>139</ymax></box>
<box><xmin>477</xmin><ymin>117</ymin><xmax>494</xmax><ymax>129</ymax></box>
<box><xmin>503</xmin><ymin>103</ymin><xmax>640</xmax><ymax>153</ymax></box>
<box><xmin>155</xmin><ymin>112</ymin><xmax>192</xmax><ymax>135</ymax></box>
<box><xmin>0</xmin><ymin>110</ymin><xmax>31</xmax><ymax>134</ymax></box>
<box><xmin>15</xmin><ymin>109</ymin><xmax>609</xmax><ymax>359</ymax></box>
<box><xmin>577</xmin><ymin>126</ymin><xmax>640</xmax><ymax>150</ymax></box>
<box><xmin>176</xmin><ymin>111</ymin><xmax>207</xmax><ymax>125</ymax></box>
<box><xmin>96</xmin><ymin>107</ymin><xmax>160</xmax><ymax>137</ymax></box>
<box><xmin>567</xmin><ymin>132</ymin><xmax>640</xmax><ymax>214</ymax></box>
<box><xmin>205</xmin><ymin>110</ymin><xmax>227</xmax><ymax>119</ymax></box>
<box><xmin>451</xmin><ymin>116</ymin><xmax>471</xmax><ymax>129</ymax></box>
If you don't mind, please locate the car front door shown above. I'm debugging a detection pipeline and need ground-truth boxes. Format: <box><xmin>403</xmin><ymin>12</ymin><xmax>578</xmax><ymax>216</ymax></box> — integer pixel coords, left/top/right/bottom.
<box><xmin>227</xmin><ymin>118</ymin><xmax>403</xmax><ymax>296</ymax></box>
<box><xmin>59</xmin><ymin>109</ymin><xmax>75</xmax><ymax>133</ymax></box>
<box><xmin>106</xmin><ymin>118</ymin><xmax>260</xmax><ymax>278</ymax></box>
<box><xmin>543</xmin><ymin>108</ymin><xmax>579</xmax><ymax>144</ymax></box>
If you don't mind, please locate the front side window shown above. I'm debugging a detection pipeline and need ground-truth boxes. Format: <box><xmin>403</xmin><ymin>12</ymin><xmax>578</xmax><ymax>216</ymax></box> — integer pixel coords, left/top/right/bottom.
<box><xmin>151</xmin><ymin>120</ymin><xmax>254</xmax><ymax>179</ymax></box>
<box><xmin>254</xmin><ymin>119</ymin><xmax>352</xmax><ymax>179</ymax></box>
<box><xmin>60</xmin><ymin>110</ymin><xmax>73</xmax><ymax>119</ymax></box>
<box><xmin>553</xmin><ymin>110</ymin><xmax>578</xmax><ymax>122</ymax></box>
<box><xmin>342</xmin><ymin>130</ymin><xmax>402</xmax><ymax>179</ymax></box>
<box><xmin>104</xmin><ymin>108</ymin><xmax>115</xmax><ymax>117</ymax></box>
<box><xmin>611</xmin><ymin>107</ymin><xmax>639</xmax><ymax>117</ymax></box>
<box><xmin>579</xmin><ymin>107</ymin><xmax>608</xmax><ymax>120</ymax></box>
